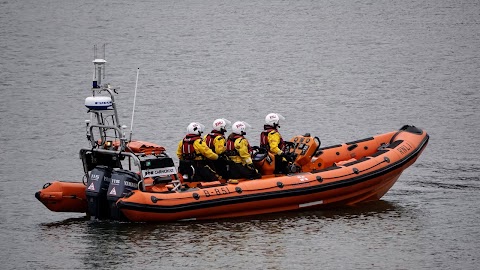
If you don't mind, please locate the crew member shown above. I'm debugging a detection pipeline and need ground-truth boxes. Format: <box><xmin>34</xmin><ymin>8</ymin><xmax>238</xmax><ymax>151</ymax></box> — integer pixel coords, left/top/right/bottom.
<box><xmin>260</xmin><ymin>113</ymin><xmax>288</xmax><ymax>174</ymax></box>
<box><xmin>204</xmin><ymin>118</ymin><xmax>231</xmax><ymax>179</ymax></box>
<box><xmin>225</xmin><ymin>121</ymin><xmax>261</xmax><ymax>181</ymax></box>
<box><xmin>176</xmin><ymin>122</ymin><xmax>219</xmax><ymax>182</ymax></box>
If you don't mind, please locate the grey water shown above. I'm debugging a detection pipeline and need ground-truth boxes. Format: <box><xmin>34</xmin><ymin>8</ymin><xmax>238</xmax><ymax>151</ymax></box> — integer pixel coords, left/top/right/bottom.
<box><xmin>1</xmin><ymin>0</ymin><xmax>479</xmax><ymax>269</ymax></box>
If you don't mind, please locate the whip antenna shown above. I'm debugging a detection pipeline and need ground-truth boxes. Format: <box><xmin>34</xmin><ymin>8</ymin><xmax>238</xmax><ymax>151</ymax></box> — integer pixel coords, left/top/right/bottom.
<box><xmin>129</xmin><ymin>68</ymin><xmax>140</xmax><ymax>141</ymax></box>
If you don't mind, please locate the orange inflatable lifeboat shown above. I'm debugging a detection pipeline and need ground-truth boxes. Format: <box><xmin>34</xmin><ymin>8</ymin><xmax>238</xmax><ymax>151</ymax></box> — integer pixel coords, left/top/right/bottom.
<box><xmin>35</xmin><ymin>58</ymin><xmax>429</xmax><ymax>222</ymax></box>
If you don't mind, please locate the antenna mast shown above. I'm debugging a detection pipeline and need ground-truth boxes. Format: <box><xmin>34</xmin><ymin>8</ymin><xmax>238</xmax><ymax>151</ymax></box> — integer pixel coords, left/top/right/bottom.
<box><xmin>102</xmin><ymin>44</ymin><xmax>106</xmax><ymax>80</ymax></box>
<box><xmin>129</xmin><ymin>68</ymin><xmax>140</xmax><ymax>142</ymax></box>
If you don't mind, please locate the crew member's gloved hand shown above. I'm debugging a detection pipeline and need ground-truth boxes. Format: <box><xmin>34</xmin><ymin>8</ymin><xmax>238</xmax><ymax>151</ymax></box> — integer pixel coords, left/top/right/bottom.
<box><xmin>276</xmin><ymin>152</ymin><xmax>287</xmax><ymax>162</ymax></box>
<box><xmin>247</xmin><ymin>163</ymin><xmax>258</xmax><ymax>172</ymax></box>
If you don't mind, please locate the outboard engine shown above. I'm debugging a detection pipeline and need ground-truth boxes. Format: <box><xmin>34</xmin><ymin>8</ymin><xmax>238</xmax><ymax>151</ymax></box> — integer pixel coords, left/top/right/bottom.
<box><xmin>85</xmin><ymin>166</ymin><xmax>112</xmax><ymax>219</ymax></box>
<box><xmin>106</xmin><ymin>169</ymin><xmax>140</xmax><ymax>220</ymax></box>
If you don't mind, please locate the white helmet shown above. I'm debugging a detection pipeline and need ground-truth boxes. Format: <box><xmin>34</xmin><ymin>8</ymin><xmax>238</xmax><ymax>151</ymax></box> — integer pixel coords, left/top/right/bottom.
<box><xmin>212</xmin><ymin>118</ymin><xmax>231</xmax><ymax>132</ymax></box>
<box><xmin>186</xmin><ymin>122</ymin><xmax>204</xmax><ymax>135</ymax></box>
<box><xmin>265</xmin><ymin>113</ymin><xmax>285</xmax><ymax>127</ymax></box>
<box><xmin>232</xmin><ymin>121</ymin><xmax>251</xmax><ymax>135</ymax></box>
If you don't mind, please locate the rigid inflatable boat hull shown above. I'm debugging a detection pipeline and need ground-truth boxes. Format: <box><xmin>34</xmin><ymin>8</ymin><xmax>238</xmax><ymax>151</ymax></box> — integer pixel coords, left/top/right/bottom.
<box><xmin>35</xmin><ymin>125</ymin><xmax>428</xmax><ymax>223</ymax></box>
<box><xmin>117</xmin><ymin>127</ymin><xmax>428</xmax><ymax>222</ymax></box>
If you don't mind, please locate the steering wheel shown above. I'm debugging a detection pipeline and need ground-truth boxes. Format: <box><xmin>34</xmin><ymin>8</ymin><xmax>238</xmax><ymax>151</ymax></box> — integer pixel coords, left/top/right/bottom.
<box><xmin>284</xmin><ymin>141</ymin><xmax>296</xmax><ymax>154</ymax></box>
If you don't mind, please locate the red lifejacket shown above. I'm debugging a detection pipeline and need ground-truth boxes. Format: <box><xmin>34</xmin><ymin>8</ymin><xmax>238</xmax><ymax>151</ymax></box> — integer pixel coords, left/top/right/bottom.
<box><xmin>226</xmin><ymin>133</ymin><xmax>248</xmax><ymax>156</ymax></box>
<box><xmin>204</xmin><ymin>130</ymin><xmax>224</xmax><ymax>151</ymax></box>
<box><xmin>182</xmin><ymin>134</ymin><xmax>202</xmax><ymax>160</ymax></box>
<box><xmin>260</xmin><ymin>125</ymin><xmax>285</xmax><ymax>151</ymax></box>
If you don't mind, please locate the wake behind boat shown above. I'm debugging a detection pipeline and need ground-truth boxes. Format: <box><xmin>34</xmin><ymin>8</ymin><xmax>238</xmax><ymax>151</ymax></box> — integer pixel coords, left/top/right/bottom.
<box><xmin>35</xmin><ymin>55</ymin><xmax>429</xmax><ymax>222</ymax></box>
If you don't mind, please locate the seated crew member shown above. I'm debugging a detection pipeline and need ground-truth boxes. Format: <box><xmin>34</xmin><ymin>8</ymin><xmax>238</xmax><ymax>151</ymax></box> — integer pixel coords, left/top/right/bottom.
<box><xmin>225</xmin><ymin>121</ymin><xmax>261</xmax><ymax>181</ymax></box>
<box><xmin>260</xmin><ymin>113</ymin><xmax>288</xmax><ymax>174</ymax></box>
<box><xmin>176</xmin><ymin>122</ymin><xmax>219</xmax><ymax>182</ymax></box>
<box><xmin>204</xmin><ymin>118</ymin><xmax>231</xmax><ymax>180</ymax></box>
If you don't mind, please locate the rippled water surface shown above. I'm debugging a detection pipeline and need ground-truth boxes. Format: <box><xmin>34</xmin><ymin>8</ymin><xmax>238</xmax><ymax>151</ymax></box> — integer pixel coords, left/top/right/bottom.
<box><xmin>1</xmin><ymin>0</ymin><xmax>479</xmax><ymax>269</ymax></box>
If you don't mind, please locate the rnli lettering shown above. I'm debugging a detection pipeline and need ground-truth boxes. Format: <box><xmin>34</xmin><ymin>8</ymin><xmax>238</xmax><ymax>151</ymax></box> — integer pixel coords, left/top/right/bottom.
<box><xmin>397</xmin><ymin>143</ymin><xmax>412</xmax><ymax>155</ymax></box>
<box><xmin>203</xmin><ymin>187</ymin><xmax>231</xmax><ymax>197</ymax></box>
<box><xmin>297</xmin><ymin>175</ymin><xmax>308</xmax><ymax>182</ymax></box>
<box><xmin>111</xmin><ymin>179</ymin><xmax>120</xmax><ymax>185</ymax></box>
<box><xmin>90</xmin><ymin>174</ymin><xmax>100</xmax><ymax>181</ymax></box>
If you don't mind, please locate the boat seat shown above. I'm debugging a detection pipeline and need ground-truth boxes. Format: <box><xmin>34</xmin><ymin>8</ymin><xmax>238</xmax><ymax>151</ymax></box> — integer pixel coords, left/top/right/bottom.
<box><xmin>153</xmin><ymin>176</ymin><xmax>174</xmax><ymax>184</ymax></box>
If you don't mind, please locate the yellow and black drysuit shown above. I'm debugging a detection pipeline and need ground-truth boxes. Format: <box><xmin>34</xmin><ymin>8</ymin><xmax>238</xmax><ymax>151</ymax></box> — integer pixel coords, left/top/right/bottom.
<box><xmin>225</xmin><ymin>133</ymin><xmax>261</xmax><ymax>180</ymax></box>
<box><xmin>260</xmin><ymin>125</ymin><xmax>288</xmax><ymax>174</ymax></box>
<box><xmin>204</xmin><ymin>130</ymin><xmax>229</xmax><ymax>179</ymax></box>
<box><xmin>176</xmin><ymin>134</ymin><xmax>219</xmax><ymax>182</ymax></box>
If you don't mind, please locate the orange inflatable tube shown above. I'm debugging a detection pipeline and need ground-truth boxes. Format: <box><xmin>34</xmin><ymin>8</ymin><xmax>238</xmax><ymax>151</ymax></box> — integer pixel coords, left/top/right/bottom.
<box><xmin>35</xmin><ymin>181</ymin><xmax>87</xmax><ymax>213</ymax></box>
<box><xmin>116</xmin><ymin>126</ymin><xmax>428</xmax><ymax>222</ymax></box>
